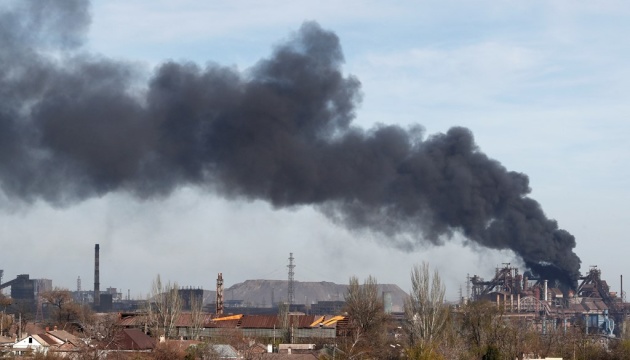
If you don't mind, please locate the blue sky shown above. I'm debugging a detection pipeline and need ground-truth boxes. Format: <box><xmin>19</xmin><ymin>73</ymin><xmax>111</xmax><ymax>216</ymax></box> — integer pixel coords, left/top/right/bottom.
<box><xmin>1</xmin><ymin>0</ymin><xmax>629</xmax><ymax>301</ymax></box>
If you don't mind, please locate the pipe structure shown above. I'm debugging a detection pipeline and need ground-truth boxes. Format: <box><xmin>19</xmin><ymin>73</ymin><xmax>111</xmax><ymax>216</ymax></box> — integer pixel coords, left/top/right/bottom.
<box><xmin>544</xmin><ymin>280</ymin><xmax>548</xmax><ymax>302</ymax></box>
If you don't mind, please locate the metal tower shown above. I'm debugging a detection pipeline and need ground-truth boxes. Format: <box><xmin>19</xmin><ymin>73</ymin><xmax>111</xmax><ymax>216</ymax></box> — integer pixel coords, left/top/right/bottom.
<box><xmin>287</xmin><ymin>253</ymin><xmax>295</xmax><ymax>305</ymax></box>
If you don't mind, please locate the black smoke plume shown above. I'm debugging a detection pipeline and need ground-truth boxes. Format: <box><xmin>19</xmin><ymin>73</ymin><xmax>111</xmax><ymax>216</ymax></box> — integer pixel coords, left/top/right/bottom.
<box><xmin>0</xmin><ymin>1</ymin><xmax>581</xmax><ymax>286</ymax></box>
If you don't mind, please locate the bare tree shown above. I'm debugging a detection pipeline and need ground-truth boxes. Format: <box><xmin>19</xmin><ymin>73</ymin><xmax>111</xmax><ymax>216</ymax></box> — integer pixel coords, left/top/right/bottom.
<box><xmin>0</xmin><ymin>293</ymin><xmax>12</xmax><ymax>336</ymax></box>
<box><xmin>458</xmin><ymin>300</ymin><xmax>507</xmax><ymax>359</ymax></box>
<box><xmin>404</xmin><ymin>262</ymin><xmax>448</xmax><ymax>357</ymax></box>
<box><xmin>41</xmin><ymin>287</ymin><xmax>85</xmax><ymax>327</ymax></box>
<box><xmin>340</xmin><ymin>275</ymin><xmax>386</xmax><ymax>359</ymax></box>
<box><xmin>148</xmin><ymin>275</ymin><xmax>182</xmax><ymax>339</ymax></box>
<box><xmin>278</xmin><ymin>302</ymin><xmax>290</xmax><ymax>343</ymax></box>
<box><xmin>189</xmin><ymin>295</ymin><xmax>205</xmax><ymax>340</ymax></box>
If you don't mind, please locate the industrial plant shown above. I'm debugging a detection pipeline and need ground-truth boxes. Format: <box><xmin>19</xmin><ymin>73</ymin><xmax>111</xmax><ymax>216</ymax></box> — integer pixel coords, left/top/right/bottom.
<box><xmin>0</xmin><ymin>241</ymin><xmax>629</xmax><ymax>360</ymax></box>
<box><xmin>1</xmin><ymin>243</ymin><xmax>627</xmax><ymax>338</ymax></box>
<box><xmin>467</xmin><ymin>263</ymin><xmax>625</xmax><ymax>337</ymax></box>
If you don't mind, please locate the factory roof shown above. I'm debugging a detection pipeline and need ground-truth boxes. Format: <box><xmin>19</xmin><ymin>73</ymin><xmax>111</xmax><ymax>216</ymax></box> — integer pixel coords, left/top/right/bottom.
<box><xmin>116</xmin><ymin>312</ymin><xmax>346</xmax><ymax>330</ymax></box>
<box><xmin>567</xmin><ymin>298</ymin><xmax>608</xmax><ymax>313</ymax></box>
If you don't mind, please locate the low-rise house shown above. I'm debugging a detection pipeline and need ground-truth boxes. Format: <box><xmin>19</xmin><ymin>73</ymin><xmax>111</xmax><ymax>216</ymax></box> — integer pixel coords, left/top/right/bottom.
<box><xmin>12</xmin><ymin>329</ymin><xmax>83</xmax><ymax>357</ymax></box>
<box><xmin>0</xmin><ymin>335</ymin><xmax>13</xmax><ymax>345</ymax></box>
<box><xmin>0</xmin><ymin>335</ymin><xmax>15</xmax><ymax>356</ymax></box>
<box><xmin>106</xmin><ymin>328</ymin><xmax>156</xmax><ymax>351</ymax></box>
<box><xmin>12</xmin><ymin>334</ymin><xmax>50</xmax><ymax>356</ymax></box>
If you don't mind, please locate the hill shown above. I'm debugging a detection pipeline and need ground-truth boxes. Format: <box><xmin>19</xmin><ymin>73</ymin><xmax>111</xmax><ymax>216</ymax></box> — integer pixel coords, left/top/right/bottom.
<box><xmin>200</xmin><ymin>280</ymin><xmax>408</xmax><ymax>312</ymax></box>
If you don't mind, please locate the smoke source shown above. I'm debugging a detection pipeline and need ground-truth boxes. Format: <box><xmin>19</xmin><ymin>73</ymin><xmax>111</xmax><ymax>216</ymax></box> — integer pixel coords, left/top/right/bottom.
<box><xmin>0</xmin><ymin>1</ymin><xmax>581</xmax><ymax>286</ymax></box>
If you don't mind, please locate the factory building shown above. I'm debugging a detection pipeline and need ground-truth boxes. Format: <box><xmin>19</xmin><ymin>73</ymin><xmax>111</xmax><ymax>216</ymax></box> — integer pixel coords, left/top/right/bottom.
<box><xmin>467</xmin><ymin>264</ymin><xmax>627</xmax><ymax>337</ymax></box>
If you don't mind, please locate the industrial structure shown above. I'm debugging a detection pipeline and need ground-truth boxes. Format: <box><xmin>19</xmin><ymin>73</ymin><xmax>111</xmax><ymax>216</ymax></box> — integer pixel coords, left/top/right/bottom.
<box><xmin>0</xmin><ymin>275</ymin><xmax>36</xmax><ymax>302</ymax></box>
<box><xmin>467</xmin><ymin>264</ymin><xmax>626</xmax><ymax>337</ymax></box>
<box><xmin>178</xmin><ymin>287</ymin><xmax>204</xmax><ymax>311</ymax></box>
<box><xmin>216</xmin><ymin>273</ymin><xmax>224</xmax><ymax>315</ymax></box>
<box><xmin>94</xmin><ymin>244</ymin><xmax>100</xmax><ymax>309</ymax></box>
<box><xmin>287</xmin><ymin>253</ymin><xmax>295</xmax><ymax>305</ymax></box>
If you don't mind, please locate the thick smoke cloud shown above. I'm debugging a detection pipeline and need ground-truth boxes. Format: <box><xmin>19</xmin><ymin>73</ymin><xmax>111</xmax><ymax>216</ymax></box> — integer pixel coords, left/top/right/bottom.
<box><xmin>0</xmin><ymin>1</ymin><xmax>581</xmax><ymax>285</ymax></box>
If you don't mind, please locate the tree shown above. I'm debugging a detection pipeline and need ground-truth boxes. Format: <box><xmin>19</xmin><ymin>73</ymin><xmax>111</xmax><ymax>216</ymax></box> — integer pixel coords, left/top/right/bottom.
<box><xmin>339</xmin><ymin>275</ymin><xmax>386</xmax><ymax>359</ymax></box>
<box><xmin>148</xmin><ymin>275</ymin><xmax>182</xmax><ymax>339</ymax></box>
<box><xmin>0</xmin><ymin>293</ymin><xmax>12</xmax><ymax>336</ymax></box>
<box><xmin>188</xmin><ymin>295</ymin><xmax>205</xmax><ymax>340</ymax></box>
<box><xmin>458</xmin><ymin>300</ymin><xmax>512</xmax><ymax>359</ymax></box>
<box><xmin>403</xmin><ymin>262</ymin><xmax>448</xmax><ymax>358</ymax></box>
<box><xmin>40</xmin><ymin>288</ymin><xmax>85</xmax><ymax>327</ymax></box>
<box><xmin>185</xmin><ymin>342</ymin><xmax>224</xmax><ymax>360</ymax></box>
<box><xmin>277</xmin><ymin>301</ymin><xmax>290</xmax><ymax>343</ymax></box>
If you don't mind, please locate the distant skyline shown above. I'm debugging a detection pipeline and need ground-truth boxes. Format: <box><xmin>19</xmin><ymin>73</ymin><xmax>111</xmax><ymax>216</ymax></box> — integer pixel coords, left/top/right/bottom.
<box><xmin>1</xmin><ymin>0</ymin><xmax>629</xmax><ymax>301</ymax></box>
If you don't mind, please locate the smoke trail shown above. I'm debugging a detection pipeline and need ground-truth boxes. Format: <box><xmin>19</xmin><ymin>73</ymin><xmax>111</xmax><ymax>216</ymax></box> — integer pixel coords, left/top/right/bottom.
<box><xmin>0</xmin><ymin>1</ymin><xmax>581</xmax><ymax>285</ymax></box>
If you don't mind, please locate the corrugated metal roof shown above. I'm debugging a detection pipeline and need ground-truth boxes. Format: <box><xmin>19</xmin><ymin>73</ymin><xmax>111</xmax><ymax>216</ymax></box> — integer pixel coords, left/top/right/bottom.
<box><xmin>48</xmin><ymin>330</ymin><xmax>81</xmax><ymax>346</ymax></box>
<box><xmin>112</xmin><ymin>328</ymin><xmax>155</xmax><ymax>350</ymax></box>
<box><xmin>118</xmin><ymin>314</ymin><xmax>148</xmax><ymax>327</ymax></box>
<box><xmin>38</xmin><ymin>333</ymin><xmax>61</xmax><ymax>346</ymax></box>
<box><xmin>30</xmin><ymin>334</ymin><xmax>52</xmax><ymax>347</ymax></box>
<box><xmin>116</xmin><ymin>312</ymin><xmax>348</xmax><ymax>330</ymax></box>
<box><xmin>321</xmin><ymin>316</ymin><xmax>345</xmax><ymax>326</ymax></box>
<box><xmin>239</xmin><ymin>315</ymin><xmax>279</xmax><ymax>328</ymax></box>
<box><xmin>207</xmin><ymin>319</ymin><xmax>241</xmax><ymax>328</ymax></box>
<box><xmin>290</xmin><ymin>315</ymin><xmax>321</xmax><ymax>328</ymax></box>
<box><xmin>214</xmin><ymin>314</ymin><xmax>243</xmax><ymax>321</ymax></box>
<box><xmin>310</xmin><ymin>316</ymin><xmax>325</xmax><ymax>327</ymax></box>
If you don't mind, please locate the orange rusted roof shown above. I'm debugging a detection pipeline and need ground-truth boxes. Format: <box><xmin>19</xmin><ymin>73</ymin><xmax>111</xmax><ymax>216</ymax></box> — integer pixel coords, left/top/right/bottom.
<box><xmin>213</xmin><ymin>314</ymin><xmax>243</xmax><ymax>321</ymax></box>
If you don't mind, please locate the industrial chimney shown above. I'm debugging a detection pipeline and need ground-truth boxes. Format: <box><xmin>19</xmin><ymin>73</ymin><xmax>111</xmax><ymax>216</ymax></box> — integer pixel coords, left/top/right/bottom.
<box><xmin>216</xmin><ymin>273</ymin><xmax>224</xmax><ymax>315</ymax></box>
<box><xmin>94</xmin><ymin>244</ymin><xmax>100</xmax><ymax>308</ymax></box>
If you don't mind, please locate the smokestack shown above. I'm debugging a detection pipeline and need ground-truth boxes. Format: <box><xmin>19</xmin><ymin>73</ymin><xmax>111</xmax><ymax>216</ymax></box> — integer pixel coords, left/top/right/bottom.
<box><xmin>0</xmin><ymin>3</ymin><xmax>581</xmax><ymax>286</ymax></box>
<box><xmin>216</xmin><ymin>273</ymin><xmax>224</xmax><ymax>315</ymax></box>
<box><xmin>94</xmin><ymin>244</ymin><xmax>100</xmax><ymax>308</ymax></box>
<box><xmin>544</xmin><ymin>279</ymin><xmax>548</xmax><ymax>302</ymax></box>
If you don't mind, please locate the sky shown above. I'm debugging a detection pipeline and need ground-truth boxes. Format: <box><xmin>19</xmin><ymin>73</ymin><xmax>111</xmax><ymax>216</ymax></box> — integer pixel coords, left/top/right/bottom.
<box><xmin>1</xmin><ymin>0</ymin><xmax>629</xmax><ymax>301</ymax></box>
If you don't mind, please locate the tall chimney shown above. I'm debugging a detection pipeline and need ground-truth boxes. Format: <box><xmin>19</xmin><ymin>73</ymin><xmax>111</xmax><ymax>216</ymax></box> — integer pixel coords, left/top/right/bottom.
<box><xmin>94</xmin><ymin>244</ymin><xmax>100</xmax><ymax>308</ymax></box>
<box><xmin>543</xmin><ymin>279</ymin><xmax>548</xmax><ymax>302</ymax></box>
<box><xmin>216</xmin><ymin>273</ymin><xmax>224</xmax><ymax>315</ymax></box>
